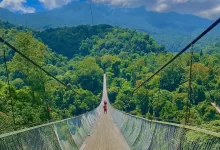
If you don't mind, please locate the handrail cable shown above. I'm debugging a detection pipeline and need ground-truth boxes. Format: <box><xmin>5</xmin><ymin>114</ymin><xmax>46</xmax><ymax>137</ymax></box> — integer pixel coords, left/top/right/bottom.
<box><xmin>0</xmin><ymin>37</ymin><xmax>79</xmax><ymax>95</ymax></box>
<box><xmin>132</xmin><ymin>17</ymin><xmax>220</xmax><ymax>94</ymax></box>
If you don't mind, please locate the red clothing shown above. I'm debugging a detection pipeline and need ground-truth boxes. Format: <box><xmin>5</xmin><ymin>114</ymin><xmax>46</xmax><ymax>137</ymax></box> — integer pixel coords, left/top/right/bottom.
<box><xmin>103</xmin><ymin>103</ymin><xmax>107</xmax><ymax>114</ymax></box>
<box><xmin>103</xmin><ymin>105</ymin><xmax>107</xmax><ymax>110</ymax></box>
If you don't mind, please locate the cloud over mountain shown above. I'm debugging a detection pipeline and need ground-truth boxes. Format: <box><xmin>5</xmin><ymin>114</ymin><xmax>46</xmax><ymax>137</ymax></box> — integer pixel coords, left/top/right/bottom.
<box><xmin>0</xmin><ymin>0</ymin><xmax>35</xmax><ymax>13</ymax></box>
<box><xmin>0</xmin><ymin>0</ymin><xmax>219</xmax><ymax>20</ymax></box>
<box><xmin>91</xmin><ymin>0</ymin><xmax>220</xmax><ymax>20</ymax></box>
<box><xmin>199</xmin><ymin>5</ymin><xmax>220</xmax><ymax>20</ymax></box>
<box><xmin>39</xmin><ymin>0</ymin><xmax>72</xmax><ymax>10</ymax></box>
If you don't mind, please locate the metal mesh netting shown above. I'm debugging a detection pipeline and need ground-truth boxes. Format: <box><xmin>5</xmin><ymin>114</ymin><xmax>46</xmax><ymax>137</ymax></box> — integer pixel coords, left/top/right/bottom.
<box><xmin>110</xmin><ymin>107</ymin><xmax>220</xmax><ymax>150</ymax></box>
<box><xmin>0</xmin><ymin>108</ymin><xmax>100</xmax><ymax>150</ymax></box>
<box><xmin>1</xmin><ymin>100</ymin><xmax>219</xmax><ymax>150</ymax></box>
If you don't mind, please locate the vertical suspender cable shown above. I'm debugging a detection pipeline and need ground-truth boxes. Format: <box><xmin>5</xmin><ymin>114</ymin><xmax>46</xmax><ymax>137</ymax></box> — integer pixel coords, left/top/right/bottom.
<box><xmin>3</xmin><ymin>48</ymin><xmax>16</xmax><ymax>125</ymax></box>
<box><xmin>186</xmin><ymin>44</ymin><xmax>193</xmax><ymax>124</ymax></box>
<box><xmin>158</xmin><ymin>77</ymin><xmax>161</xmax><ymax>101</ymax></box>
<box><xmin>45</xmin><ymin>86</ymin><xmax>51</xmax><ymax>122</ymax></box>
<box><xmin>88</xmin><ymin>0</ymin><xmax>94</xmax><ymax>26</ymax></box>
<box><xmin>189</xmin><ymin>44</ymin><xmax>193</xmax><ymax>122</ymax></box>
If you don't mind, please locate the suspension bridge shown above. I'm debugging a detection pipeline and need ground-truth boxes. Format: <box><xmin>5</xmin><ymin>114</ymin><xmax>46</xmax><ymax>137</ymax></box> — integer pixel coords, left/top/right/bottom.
<box><xmin>0</xmin><ymin>74</ymin><xmax>220</xmax><ymax>150</ymax></box>
<box><xmin>0</xmin><ymin>18</ymin><xmax>220</xmax><ymax>149</ymax></box>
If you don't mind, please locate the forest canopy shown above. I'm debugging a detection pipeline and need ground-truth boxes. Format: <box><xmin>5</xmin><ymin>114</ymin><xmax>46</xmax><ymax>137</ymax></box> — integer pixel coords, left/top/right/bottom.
<box><xmin>35</xmin><ymin>25</ymin><xmax>165</xmax><ymax>58</ymax></box>
<box><xmin>0</xmin><ymin>21</ymin><xmax>220</xmax><ymax>134</ymax></box>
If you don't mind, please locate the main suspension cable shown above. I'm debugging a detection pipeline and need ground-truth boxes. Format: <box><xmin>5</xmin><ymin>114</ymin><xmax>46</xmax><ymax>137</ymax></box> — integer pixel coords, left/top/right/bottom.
<box><xmin>0</xmin><ymin>37</ymin><xmax>79</xmax><ymax>95</ymax></box>
<box><xmin>132</xmin><ymin>17</ymin><xmax>220</xmax><ymax>94</ymax></box>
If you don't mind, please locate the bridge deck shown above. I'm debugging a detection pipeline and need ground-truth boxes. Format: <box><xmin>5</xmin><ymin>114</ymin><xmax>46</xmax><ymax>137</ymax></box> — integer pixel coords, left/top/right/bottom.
<box><xmin>80</xmin><ymin>111</ymin><xmax>130</xmax><ymax>150</ymax></box>
<box><xmin>80</xmin><ymin>74</ymin><xmax>130</xmax><ymax>150</ymax></box>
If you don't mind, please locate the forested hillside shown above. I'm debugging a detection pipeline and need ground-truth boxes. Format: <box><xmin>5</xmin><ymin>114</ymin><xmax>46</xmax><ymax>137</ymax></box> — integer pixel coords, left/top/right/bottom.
<box><xmin>0</xmin><ymin>21</ymin><xmax>165</xmax><ymax>134</ymax></box>
<box><xmin>35</xmin><ymin>25</ymin><xmax>165</xmax><ymax>58</ymax></box>
<box><xmin>0</xmin><ymin>21</ymin><xmax>220</xmax><ymax>134</ymax></box>
<box><xmin>0</xmin><ymin>23</ymin><xmax>102</xmax><ymax>133</ymax></box>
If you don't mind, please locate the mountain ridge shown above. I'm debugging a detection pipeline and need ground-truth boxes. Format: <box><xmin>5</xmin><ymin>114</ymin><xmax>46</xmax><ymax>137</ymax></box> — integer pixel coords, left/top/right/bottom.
<box><xmin>0</xmin><ymin>2</ymin><xmax>214</xmax><ymax>30</ymax></box>
<box><xmin>0</xmin><ymin>1</ymin><xmax>219</xmax><ymax>52</ymax></box>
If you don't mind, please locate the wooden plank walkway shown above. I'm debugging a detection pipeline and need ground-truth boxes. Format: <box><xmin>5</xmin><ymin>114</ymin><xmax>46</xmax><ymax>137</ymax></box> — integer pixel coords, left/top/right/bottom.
<box><xmin>80</xmin><ymin>74</ymin><xmax>130</xmax><ymax>150</ymax></box>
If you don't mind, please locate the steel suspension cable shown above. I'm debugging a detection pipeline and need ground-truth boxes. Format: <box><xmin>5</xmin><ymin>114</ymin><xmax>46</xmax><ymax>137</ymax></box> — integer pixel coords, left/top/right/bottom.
<box><xmin>132</xmin><ymin>17</ymin><xmax>220</xmax><ymax>94</ymax></box>
<box><xmin>0</xmin><ymin>37</ymin><xmax>79</xmax><ymax>95</ymax></box>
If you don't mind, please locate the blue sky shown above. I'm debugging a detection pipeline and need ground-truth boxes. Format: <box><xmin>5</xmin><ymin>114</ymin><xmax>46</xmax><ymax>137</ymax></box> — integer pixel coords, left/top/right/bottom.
<box><xmin>0</xmin><ymin>0</ymin><xmax>219</xmax><ymax>20</ymax></box>
<box><xmin>23</xmin><ymin>0</ymin><xmax>44</xmax><ymax>12</ymax></box>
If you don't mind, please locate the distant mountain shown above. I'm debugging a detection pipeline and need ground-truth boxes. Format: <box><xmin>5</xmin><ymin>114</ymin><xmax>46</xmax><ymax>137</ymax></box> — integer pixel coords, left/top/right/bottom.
<box><xmin>0</xmin><ymin>1</ymin><xmax>219</xmax><ymax>52</ymax></box>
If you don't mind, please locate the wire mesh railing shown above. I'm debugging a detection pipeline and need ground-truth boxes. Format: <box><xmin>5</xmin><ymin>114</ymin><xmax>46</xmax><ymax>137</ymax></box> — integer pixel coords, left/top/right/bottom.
<box><xmin>0</xmin><ymin>107</ymin><xmax>101</xmax><ymax>150</ymax></box>
<box><xmin>110</xmin><ymin>106</ymin><xmax>220</xmax><ymax>150</ymax></box>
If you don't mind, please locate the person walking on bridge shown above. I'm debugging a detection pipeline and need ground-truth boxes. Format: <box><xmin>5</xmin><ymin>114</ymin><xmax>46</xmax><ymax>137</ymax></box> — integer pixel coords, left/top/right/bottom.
<box><xmin>103</xmin><ymin>101</ymin><xmax>107</xmax><ymax>114</ymax></box>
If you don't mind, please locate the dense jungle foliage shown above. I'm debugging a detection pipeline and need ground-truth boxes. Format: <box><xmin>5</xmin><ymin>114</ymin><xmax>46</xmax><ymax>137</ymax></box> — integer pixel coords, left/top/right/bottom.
<box><xmin>35</xmin><ymin>25</ymin><xmax>165</xmax><ymax>58</ymax></box>
<box><xmin>0</xmin><ymin>21</ymin><xmax>220</xmax><ymax>134</ymax></box>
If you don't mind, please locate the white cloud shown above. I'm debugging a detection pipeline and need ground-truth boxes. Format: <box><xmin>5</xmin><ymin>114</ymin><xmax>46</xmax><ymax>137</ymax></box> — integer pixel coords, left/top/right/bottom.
<box><xmin>155</xmin><ymin>0</ymin><xmax>169</xmax><ymax>12</ymax></box>
<box><xmin>39</xmin><ymin>0</ymin><xmax>72</xmax><ymax>9</ymax></box>
<box><xmin>173</xmin><ymin>0</ymin><xmax>189</xmax><ymax>4</ymax></box>
<box><xmin>92</xmin><ymin>0</ymin><xmax>142</xmax><ymax>7</ymax></box>
<box><xmin>0</xmin><ymin>0</ymin><xmax>35</xmax><ymax>13</ymax></box>
<box><xmin>199</xmin><ymin>5</ymin><xmax>220</xmax><ymax>20</ymax></box>
<box><xmin>155</xmin><ymin>3</ymin><xmax>168</xmax><ymax>12</ymax></box>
